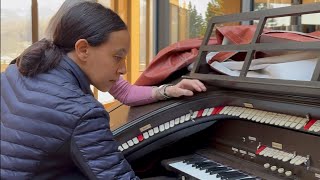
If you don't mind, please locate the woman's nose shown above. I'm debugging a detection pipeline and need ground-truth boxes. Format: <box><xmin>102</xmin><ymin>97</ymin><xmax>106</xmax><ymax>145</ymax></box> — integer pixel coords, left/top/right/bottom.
<box><xmin>118</xmin><ymin>61</ymin><xmax>127</xmax><ymax>75</ymax></box>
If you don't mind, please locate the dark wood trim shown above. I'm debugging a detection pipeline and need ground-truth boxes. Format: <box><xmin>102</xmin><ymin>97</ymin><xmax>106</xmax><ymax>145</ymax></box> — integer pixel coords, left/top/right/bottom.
<box><xmin>31</xmin><ymin>0</ymin><xmax>38</xmax><ymax>43</ymax></box>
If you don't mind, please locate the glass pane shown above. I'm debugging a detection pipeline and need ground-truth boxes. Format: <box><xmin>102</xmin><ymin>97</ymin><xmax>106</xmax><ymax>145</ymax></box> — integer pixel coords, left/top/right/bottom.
<box><xmin>169</xmin><ymin>0</ymin><xmax>241</xmax><ymax>44</ymax></box>
<box><xmin>38</xmin><ymin>0</ymin><xmax>65</xmax><ymax>39</ymax></box>
<box><xmin>98</xmin><ymin>0</ymin><xmax>112</xmax><ymax>9</ymax></box>
<box><xmin>254</xmin><ymin>0</ymin><xmax>292</xmax><ymax>29</ymax></box>
<box><xmin>1</xmin><ymin>0</ymin><xmax>32</xmax><ymax>72</ymax></box>
<box><xmin>302</xmin><ymin>0</ymin><xmax>320</xmax><ymax>32</ymax></box>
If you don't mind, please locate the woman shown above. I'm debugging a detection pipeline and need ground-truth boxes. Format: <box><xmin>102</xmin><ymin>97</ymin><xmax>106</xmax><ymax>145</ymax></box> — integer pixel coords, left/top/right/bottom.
<box><xmin>1</xmin><ymin>2</ymin><xmax>139</xmax><ymax>179</ymax></box>
<box><xmin>45</xmin><ymin>0</ymin><xmax>207</xmax><ymax>106</ymax></box>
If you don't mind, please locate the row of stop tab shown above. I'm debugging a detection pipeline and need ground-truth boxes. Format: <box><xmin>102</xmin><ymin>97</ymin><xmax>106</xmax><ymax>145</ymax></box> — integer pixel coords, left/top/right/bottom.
<box><xmin>219</xmin><ymin>106</ymin><xmax>320</xmax><ymax>133</ymax></box>
<box><xmin>118</xmin><ymin>106</ymin><xmax>320</xmax><ymax>152</ymax></box>
<box><xmin>256</xmin><ymin>145</ymin><xmax>309</xmax><ymax>166</ymax></box>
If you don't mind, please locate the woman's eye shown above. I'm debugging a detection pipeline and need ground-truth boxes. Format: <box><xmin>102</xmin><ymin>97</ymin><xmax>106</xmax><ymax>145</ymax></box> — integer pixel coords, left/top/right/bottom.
<box><xmin>114</xmin><ymin>56</ymin><xmax>123</xmax><ymax>61</ymax></box>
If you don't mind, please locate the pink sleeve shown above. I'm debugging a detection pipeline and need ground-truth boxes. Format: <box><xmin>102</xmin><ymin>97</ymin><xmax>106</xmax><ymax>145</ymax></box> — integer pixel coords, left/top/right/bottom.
<box><xmin>109</xmin><ymin>77</ymin><xmax>157</xmax><ymax>106</ymax></box>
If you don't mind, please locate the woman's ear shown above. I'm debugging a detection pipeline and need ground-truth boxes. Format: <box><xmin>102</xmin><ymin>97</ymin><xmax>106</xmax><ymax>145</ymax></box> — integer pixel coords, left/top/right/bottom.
<box><xmin>74</xmin><ymin>39</ymin><xmax>90</xmax><ymax>62</ymax></box>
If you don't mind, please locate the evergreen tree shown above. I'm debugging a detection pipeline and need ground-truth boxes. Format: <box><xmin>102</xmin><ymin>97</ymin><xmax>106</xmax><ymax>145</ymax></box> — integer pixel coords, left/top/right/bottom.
<box><xmin>188</xmin><ymin>2</ymin><xmax>205</xmax><ymax>38</ymax></box>
<box><xmin>205</xmin><ymin>0</ymin><xmax>224</xmax><ymax>23</ymax></box>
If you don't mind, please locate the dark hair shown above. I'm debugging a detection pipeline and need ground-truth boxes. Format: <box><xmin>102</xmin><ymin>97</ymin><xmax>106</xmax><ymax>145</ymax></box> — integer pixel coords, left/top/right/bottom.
<box><xmin>17</xmin><ymin>2</ymin><xmax>127</xmax><ymax>76</ymax></box>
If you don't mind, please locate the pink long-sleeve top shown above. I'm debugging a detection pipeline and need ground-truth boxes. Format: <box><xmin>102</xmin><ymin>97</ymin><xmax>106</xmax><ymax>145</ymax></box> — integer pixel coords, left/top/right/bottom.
<box><xmin>109</xmin><ymin>77</ymin><xmax>157</xmax><ymax>106</ymax></box>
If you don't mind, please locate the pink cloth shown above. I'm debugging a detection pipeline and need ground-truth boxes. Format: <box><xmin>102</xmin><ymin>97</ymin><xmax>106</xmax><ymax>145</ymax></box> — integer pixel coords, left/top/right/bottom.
<box><xmin>109</xmin><ymin>77</ymin><xmax>156</xmax><ymax>106</ymax></box>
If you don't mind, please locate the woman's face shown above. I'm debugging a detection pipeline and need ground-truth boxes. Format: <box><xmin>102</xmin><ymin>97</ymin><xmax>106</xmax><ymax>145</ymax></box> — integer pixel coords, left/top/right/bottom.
<box><xmin>78</xmin><ymin>30</ymin><xmax>130</xmax><ymax>92</ymax></box>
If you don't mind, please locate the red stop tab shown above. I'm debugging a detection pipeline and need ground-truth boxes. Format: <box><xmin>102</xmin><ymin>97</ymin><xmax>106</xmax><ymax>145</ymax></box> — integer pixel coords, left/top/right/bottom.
<box><xmin>256</xmin><ymin>145</ymin><xmax>267</xmax><ymax>155</ymax></box>
<box><xmin>137</xmin><ymin>134</ymin><xmax>144</xmax><ymax>142</ymax></box>
<box><xmin>197</xmin><ymin>109</ymin><xmax>205</xmax><ymax>118</ymax></box>
<box><xmin>304</xmin><ymin>119</ymin><xmax>317</xmax><ymax>130</ymax></box>
<box><xmin>212</xmin><ymin>106</ymin><xmax>224</xmax><ymax>115</ymax></box>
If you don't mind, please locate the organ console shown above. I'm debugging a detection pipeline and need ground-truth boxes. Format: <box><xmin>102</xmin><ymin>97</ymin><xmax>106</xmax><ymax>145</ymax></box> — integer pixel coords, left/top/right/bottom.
<box><xmin>109</xmin><ymin>3</ymin><xmax>320</xmax><ymax>180</ymax></box>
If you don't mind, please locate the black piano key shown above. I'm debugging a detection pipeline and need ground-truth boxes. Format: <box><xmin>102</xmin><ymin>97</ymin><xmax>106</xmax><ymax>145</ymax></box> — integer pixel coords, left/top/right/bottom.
<box><xmin>205</xmin><ymin>166</ymin><xmax>227</xmax><ymax>173</ymax></box>
<box><xmin>217</xmin><ymin>171</ymin><xmax>242</xmax><ymax>178</ymax></box>
<box><xmin>198</xmin><ymin>163</ymin><xmax>221</xmax><ymax>170</ymax></box>
<box><xmin>192</xmin><ymin>161</ymin><xmax>218</xmax><ymax>168</ymax></box>
<box><xmin>225</xmin><ymin>174</ymin><xmax>250</xmax><ymax>180</ymax></box>
<box><xmin>183</xmin><ymin>157</ymin><xmax>204</xmax><ymax>164</ymax></box>
<box><xmin>207</xmin><ymin>167</ymin><xmax>231</xmax><ymax>174</ymax></box>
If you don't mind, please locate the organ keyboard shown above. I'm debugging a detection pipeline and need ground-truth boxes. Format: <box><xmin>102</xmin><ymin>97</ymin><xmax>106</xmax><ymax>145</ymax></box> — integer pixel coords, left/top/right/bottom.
<box><xmin>165</xmin><ymin>155</ymin><xmax>258</xmax><ymax>180</ymax></box>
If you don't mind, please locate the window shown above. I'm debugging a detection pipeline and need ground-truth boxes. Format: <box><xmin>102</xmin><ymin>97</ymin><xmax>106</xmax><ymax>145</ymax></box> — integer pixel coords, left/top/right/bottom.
<box><xmin>1</xmin><ymin>0</ymin><xmax>32</xmax><ymax>72</ymax></box>
<box><xmin>38</xmin><ymin>0</ymin><xmax>65</xmax><ymax>39</ymax></box>
<box><xmin>169</xmin><ymin>0</ymin><xmax>241</xmax><ymax>44</ymax></box>
<box><xmin>97</xmin><ymin>0</ymin><xmax>112</xmax><ymax>9</ymax></box>
<box><xmin>254</xmin><ymin>0</ymin><xmax>320</xmax><ymax>32</ymax></box>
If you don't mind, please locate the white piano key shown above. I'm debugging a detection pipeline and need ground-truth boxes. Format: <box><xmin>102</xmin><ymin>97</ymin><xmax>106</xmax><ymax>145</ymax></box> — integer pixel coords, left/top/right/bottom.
<box><xmin>207</xmin><ymin>108</ymin><xmax>214</xmax><ymax>116</ymax></box>
<box><xmin>169</xmin><ymin>161</ymin><xmax>220</xmax><ymax>180</ymax></box>
<box><xmin>143</xmin><ymin>132</ymin><xmax>149</xmax><ymax>139</ymax></box>
<box><xmin>148</xmin><ymin>129</ymin><xmax>155</xmax><ymax>136</ymax></box>
<box><xmin>153</xmin><ymin>127</ymin><xmax>159</xmax><ymax>134</ymax></box>
<box><xmin>127</xmin><ymin>140</ymin><xmax>134</xmax><ymax>147</ymax></box>
<box><xmin>174</xmin><ymin>117</ymin><xmax>180</xmax><ymax>125</ymax></box>
<box><xmin>132</xmin><ymin>137</ymin><xmax>139</xmax><ymax>144</ymax></box>
<box><xmin>180</xmin><ymin>115</ymin><xmax>186</xmax><ymax>124</ymax></box>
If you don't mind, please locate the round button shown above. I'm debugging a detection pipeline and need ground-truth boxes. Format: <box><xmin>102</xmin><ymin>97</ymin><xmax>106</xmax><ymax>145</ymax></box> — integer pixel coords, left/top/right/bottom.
<box><xmin>285</xmin><ymin>171</ymin><xmax>292</xmax><ymax>177</ymax></box>
<box><xmin>271</xmin><ymin>166</ymin><xmax>277</xmax><ymax>171</ymax></box>
<box><xmin>278</xmin><ymin>168</ymin><xmax>284</xmax><ymax>174</ymax></box>
<box><xmin>264</xmin><ymin>163</ymin><xmax>270</xmax><ymax>168</ymax></box>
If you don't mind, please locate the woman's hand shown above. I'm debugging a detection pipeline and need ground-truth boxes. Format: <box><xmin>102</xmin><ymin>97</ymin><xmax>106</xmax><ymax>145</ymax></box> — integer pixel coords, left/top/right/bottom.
<box><xmin>166</xmin><ymin>79</ymin><xmax>207</xmax><ymax>98</ymax></box>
